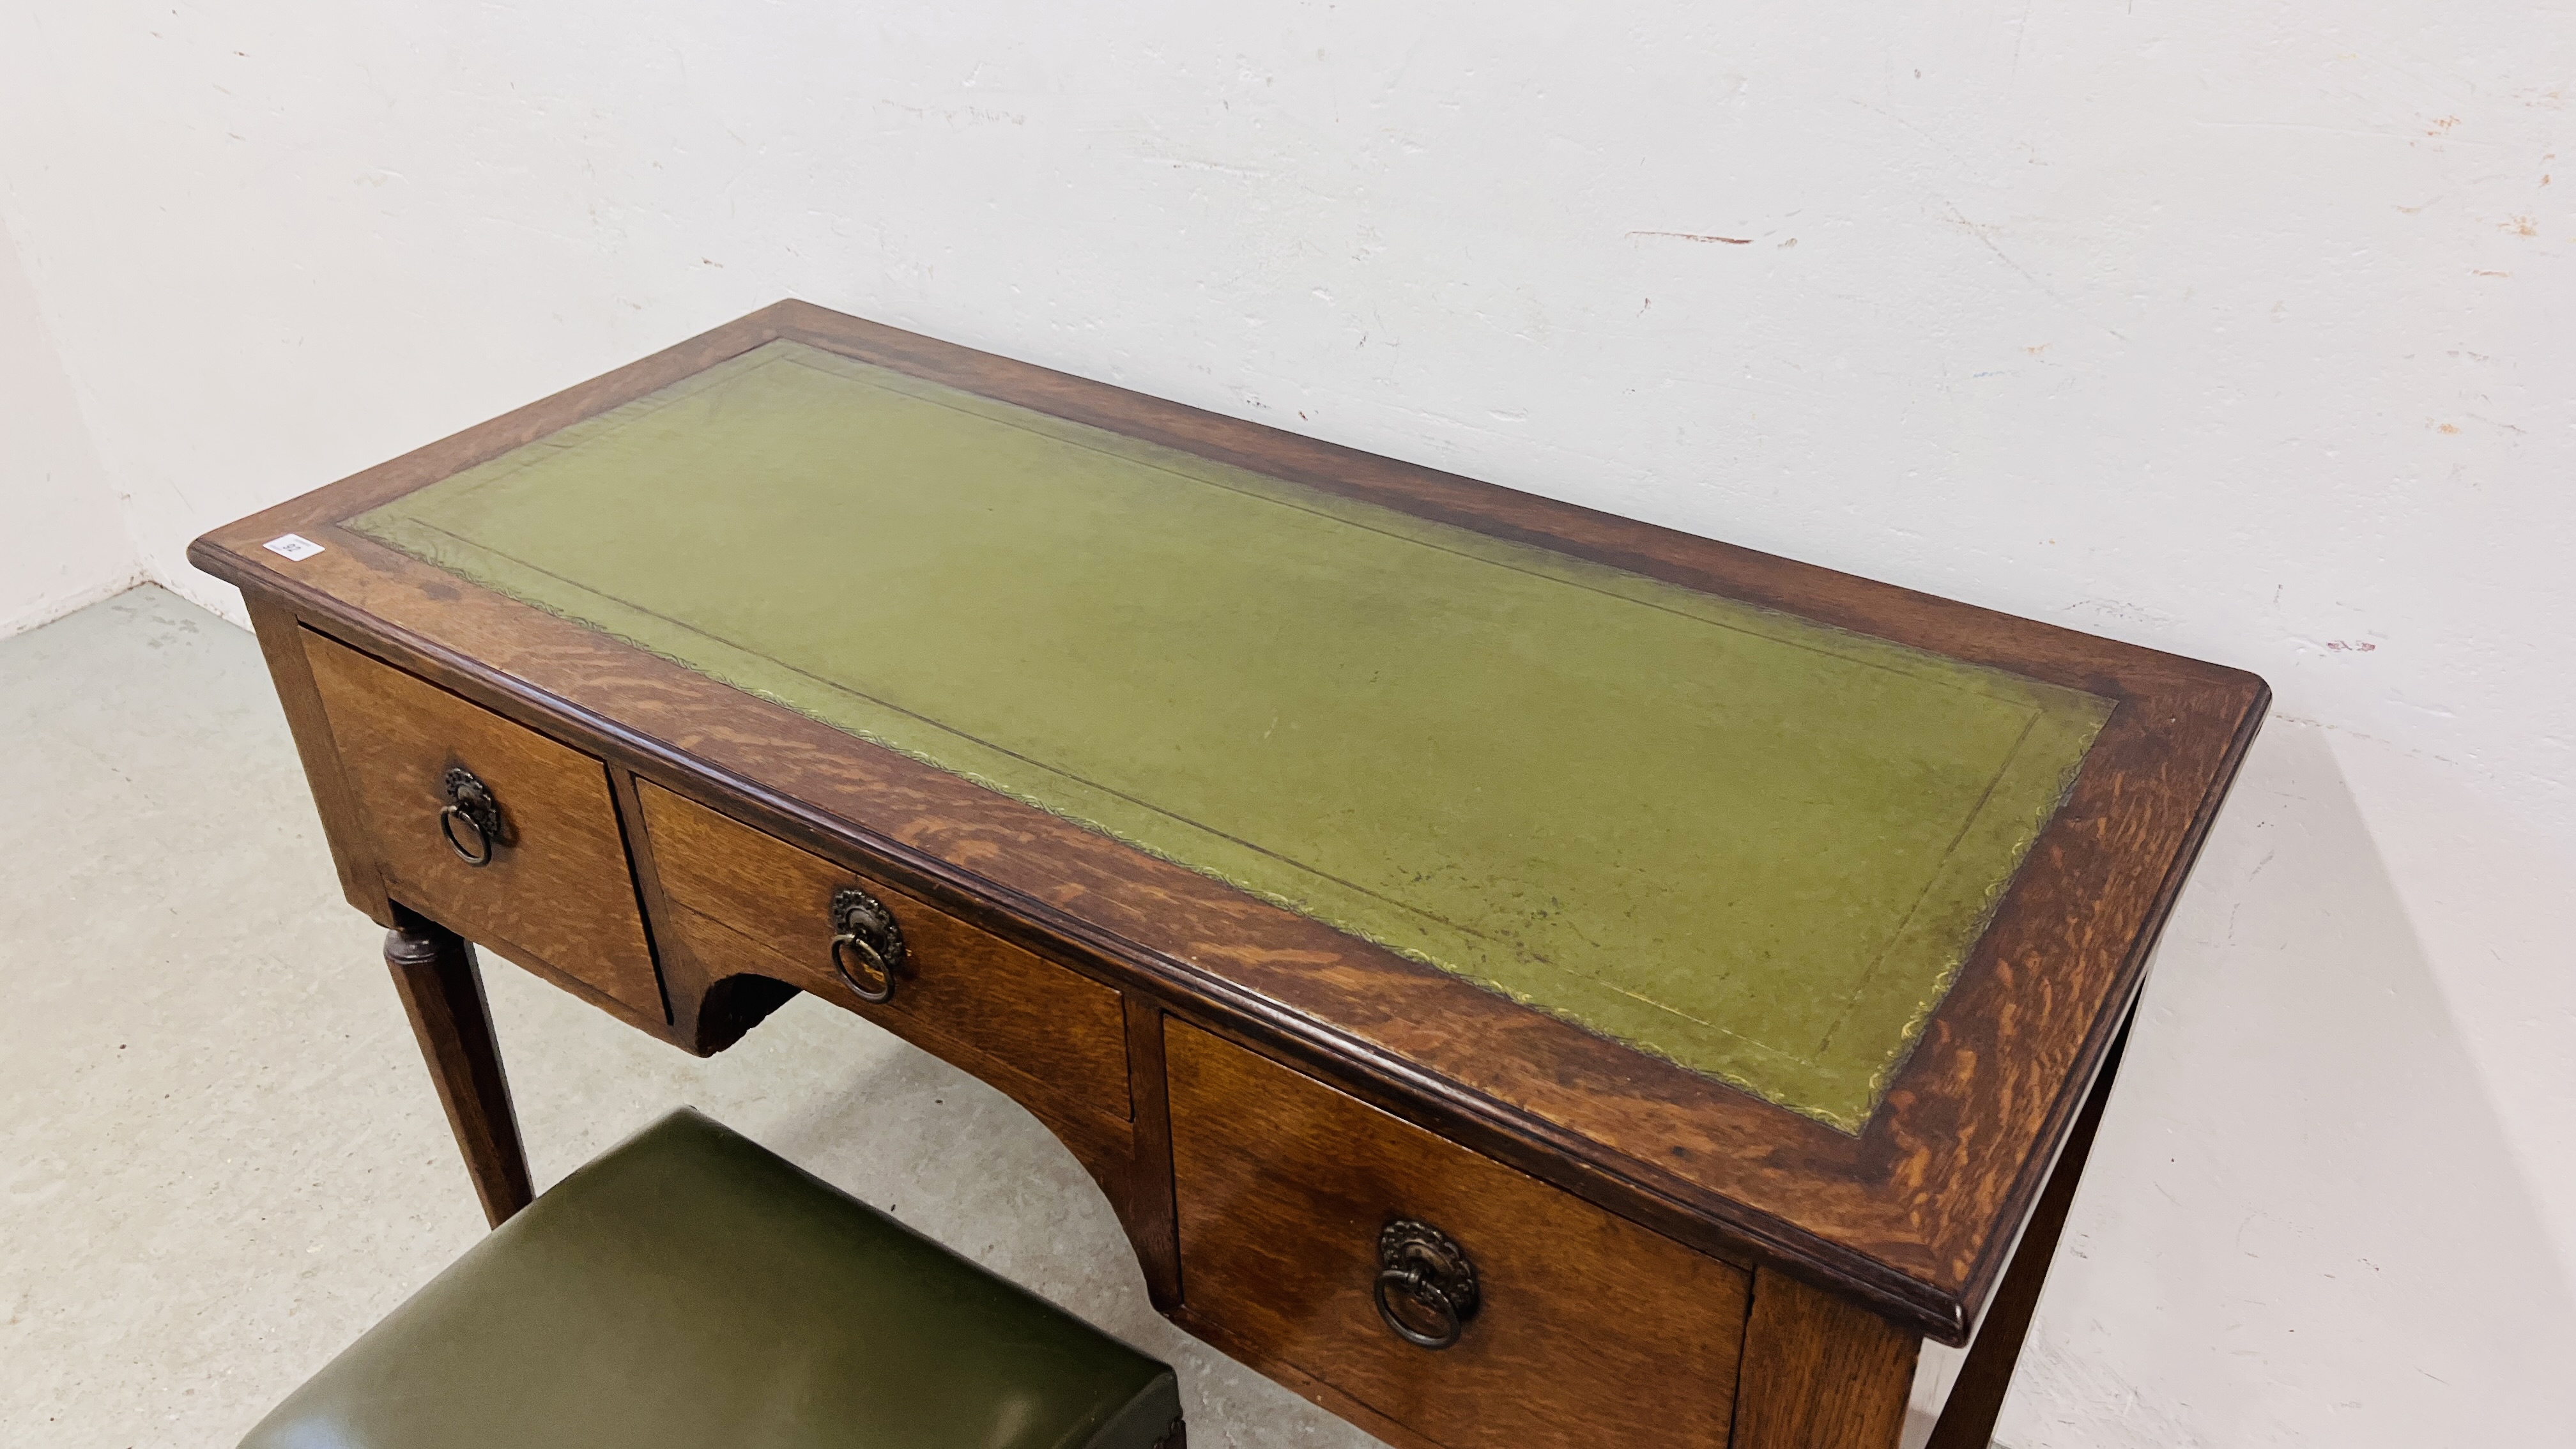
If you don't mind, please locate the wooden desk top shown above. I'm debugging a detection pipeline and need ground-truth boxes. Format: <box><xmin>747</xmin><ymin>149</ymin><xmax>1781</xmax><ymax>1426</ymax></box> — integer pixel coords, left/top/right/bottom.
<box><xmin>351</xmin><ymin>339</ymin><xmax>2110</xmax><ymax>1131</ymax></box>
<box><xmin>192</xmin><ymin>301</ymin><xmax>2264</xmax><ymax>1342</ymax></box>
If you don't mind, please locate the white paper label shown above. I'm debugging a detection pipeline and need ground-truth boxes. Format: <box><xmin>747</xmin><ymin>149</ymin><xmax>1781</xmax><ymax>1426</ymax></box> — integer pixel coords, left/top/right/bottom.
<box><xmin>263</xmin><ymin>533</ymin><xmax>325</xmax><ymax>562</ymax></box>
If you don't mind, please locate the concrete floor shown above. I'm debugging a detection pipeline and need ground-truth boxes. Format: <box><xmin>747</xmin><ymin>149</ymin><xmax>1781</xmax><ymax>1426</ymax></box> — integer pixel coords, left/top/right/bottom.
<box><xmin>0</xmin><ymin>585</ymin><xmax>1381</xmax><ymax>1448</ymax></box>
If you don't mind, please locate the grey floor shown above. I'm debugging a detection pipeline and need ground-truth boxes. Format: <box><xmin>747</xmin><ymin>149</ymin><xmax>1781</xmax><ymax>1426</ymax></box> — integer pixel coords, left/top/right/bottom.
<box><xmin>1</xmin><ymin>586</ymin><xmax>1380</xmax><ymax>1448</ymax></box>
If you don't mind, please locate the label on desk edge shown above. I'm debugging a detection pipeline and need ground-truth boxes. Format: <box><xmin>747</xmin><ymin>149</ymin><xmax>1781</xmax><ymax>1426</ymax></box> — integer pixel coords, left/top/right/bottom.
<box><xmin>263</xmin><ymin>533</ymin><xmax>325</xmax><ymax>562</ymax></box>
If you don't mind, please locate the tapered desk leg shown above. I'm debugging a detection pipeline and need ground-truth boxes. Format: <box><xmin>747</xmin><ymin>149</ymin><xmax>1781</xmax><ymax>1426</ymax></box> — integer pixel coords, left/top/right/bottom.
<box><xmin>385</xmin><ymin>912</ymin><xmax>535</xmax><ymax>1227</ymax></box>
<box><xmin>1731</xmin><ymin>1267</ymin><xmax>1920</xmax><ymax>1449</ymax></box>
<box><xmin>1924</xmin><ymin>1015</ymin><xmax>2135</xmax><ymax>1449</ymax></box>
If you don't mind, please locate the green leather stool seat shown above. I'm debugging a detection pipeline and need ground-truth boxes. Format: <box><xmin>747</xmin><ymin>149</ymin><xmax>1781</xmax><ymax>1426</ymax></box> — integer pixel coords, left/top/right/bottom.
<box><xmin>240</xmin><ymin>1109</ymin><xmax>1183</xmax><ymax>1449</ymax></box>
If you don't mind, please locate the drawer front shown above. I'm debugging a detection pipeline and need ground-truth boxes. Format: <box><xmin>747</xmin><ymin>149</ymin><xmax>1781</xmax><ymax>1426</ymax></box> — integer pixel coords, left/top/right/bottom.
<box><xmin>303</xmin><ymin>631</ymin><xmax>661</xmax><ymax>1017</ymax></box>
<box><xmin>1169</xmin><ymin>1022</ymin><xmax>1749</xmax><ymax>1449</ymax></box>
<box><xmin>636</xmin><ymin>782</ymin><xmax>1131</xmax><ymax>1132</ymax></box>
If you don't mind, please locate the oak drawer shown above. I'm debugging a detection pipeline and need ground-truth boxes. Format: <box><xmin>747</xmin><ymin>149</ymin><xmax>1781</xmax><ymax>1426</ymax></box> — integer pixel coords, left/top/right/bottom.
<box><xmin>1169</xmin><ymin>1022</ymin><xmax>1749</xmax><ymax>1449</ymax></box>
<box><xmin>636</xmin><ymin>782</ymin><xmax>1131</xmax><ymax>1135</ymax></box>
<box><xmin>303</xmin><ymin>631</ymin><xmax>662</xmax><ymax>1018</ymax></box>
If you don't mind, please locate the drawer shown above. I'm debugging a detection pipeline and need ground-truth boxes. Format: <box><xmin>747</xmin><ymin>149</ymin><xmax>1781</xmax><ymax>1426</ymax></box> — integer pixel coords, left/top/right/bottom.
<box><xmin>1169</xmin><ymin>1022</ymin><xmax>1749</xmax><ymax>1449</ymax></box>
<box><xmin>636</xmin><ymin>782</ymin><xmax>1131</xmax><ymax>1134</ymax></box>
<box><xmin>303</xmin><ymin>631</ymin><xmax>662</xmax><ymax>1018</ymax></box>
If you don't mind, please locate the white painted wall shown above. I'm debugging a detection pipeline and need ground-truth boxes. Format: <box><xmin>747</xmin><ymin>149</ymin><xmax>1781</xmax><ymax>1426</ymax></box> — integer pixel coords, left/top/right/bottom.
<box><xmin>0</xmin><ymin>218</ymin><xmax>136</xmax><ymax>637</ymax></box>
<box><xmin>1</xmin><ymin>4</ymin><xmax>2566</xmax><ymax>1443</ymax></box>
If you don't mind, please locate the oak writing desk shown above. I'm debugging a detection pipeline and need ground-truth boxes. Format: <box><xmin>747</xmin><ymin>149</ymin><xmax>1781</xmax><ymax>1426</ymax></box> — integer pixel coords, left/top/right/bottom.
<box><xmin>192</xmin><ymin>302</ymin><xmax>2264</xmax><ymax>1449</ymax></box>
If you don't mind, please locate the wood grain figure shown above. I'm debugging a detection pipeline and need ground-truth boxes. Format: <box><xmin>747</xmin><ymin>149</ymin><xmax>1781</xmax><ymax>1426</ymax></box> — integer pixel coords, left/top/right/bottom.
<box><xmin>1168</xmin><ymin>1020</ymin><xmax>1751</xmax><ymax>1449</ymax></box>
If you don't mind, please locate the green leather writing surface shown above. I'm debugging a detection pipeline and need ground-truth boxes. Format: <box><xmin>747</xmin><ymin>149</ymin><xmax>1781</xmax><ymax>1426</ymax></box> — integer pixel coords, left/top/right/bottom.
<box><xmin>353</xmin><ymin>342</ymin><xmax>2110</xmax><ymax>1129</ymax></box>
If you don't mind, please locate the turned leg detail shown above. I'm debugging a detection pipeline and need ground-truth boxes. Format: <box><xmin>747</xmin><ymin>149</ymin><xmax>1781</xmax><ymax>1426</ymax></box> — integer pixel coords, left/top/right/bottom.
<box><xmin>384</xmin><ymin>911</ymin><xmax>534</xmax><ymax>1227</ymax></box>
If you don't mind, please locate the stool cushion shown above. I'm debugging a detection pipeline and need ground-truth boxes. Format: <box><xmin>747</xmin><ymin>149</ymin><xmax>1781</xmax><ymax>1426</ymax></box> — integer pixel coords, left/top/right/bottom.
<box><xmin>240</xmin><ymin>1109</ymin><xmax>1182</xmax><ymax>1449</ymax></box>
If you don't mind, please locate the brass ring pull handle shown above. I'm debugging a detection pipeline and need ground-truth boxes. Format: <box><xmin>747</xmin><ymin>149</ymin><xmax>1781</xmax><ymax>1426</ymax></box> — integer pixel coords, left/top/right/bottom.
<box><xmin>828</xmin><ymin>885</ymin><xmax>907</xmax><ymax>1004</ymax></box>
<box><xmin>438</xmin><ymin>766</ymin><xmax>502</xmax><ymax>868</ymax></box>
<box><xmin>1374</xmin><ymin>1220</ymin><xmax>1479</xmax><ymax>1350</ymax></box>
